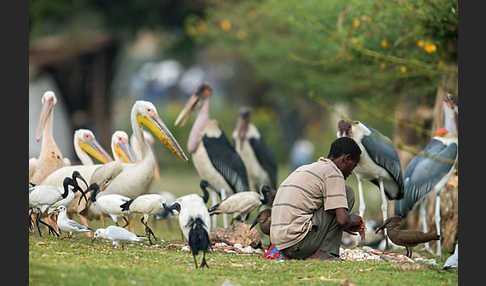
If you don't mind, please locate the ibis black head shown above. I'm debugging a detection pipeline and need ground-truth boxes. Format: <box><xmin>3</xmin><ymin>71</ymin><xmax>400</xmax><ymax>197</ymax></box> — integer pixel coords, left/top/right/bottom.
<box><xmin>163</xmin><ymin>202</ymin><xmax>181</xmax><ymax>215</ymax></box>
<box><xmin>199</xmin><ymin>180</ymin><xmax>210</xmax><ymax>204</ymax></box>
<box><xmin>260</xmin><ymin>185</ymin><xmax>271</xmax><ymax>205</ymax></box>
<box><xmin>87</xmin><ymin>183</ymin><xmax>100</xmax><ymax>203</ymax></box>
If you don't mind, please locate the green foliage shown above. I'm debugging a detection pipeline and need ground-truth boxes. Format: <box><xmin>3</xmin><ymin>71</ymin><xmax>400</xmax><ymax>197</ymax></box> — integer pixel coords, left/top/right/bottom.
<box><xmin>195</xmin><ymin>0</ymin><xmax>457</xmax><ymax>101</ymax></box>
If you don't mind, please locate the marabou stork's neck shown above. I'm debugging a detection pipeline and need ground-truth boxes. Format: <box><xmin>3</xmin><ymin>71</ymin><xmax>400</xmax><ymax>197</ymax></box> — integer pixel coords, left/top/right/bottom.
<box><xmin>443</xmin><ymin>102</ymin><xmax>457</xmax><ymax>135</ymax></box>
<box><xmin>188</xmin><ymin>98</ymin><xmax>210</xmax><ymax>154</ymax></box>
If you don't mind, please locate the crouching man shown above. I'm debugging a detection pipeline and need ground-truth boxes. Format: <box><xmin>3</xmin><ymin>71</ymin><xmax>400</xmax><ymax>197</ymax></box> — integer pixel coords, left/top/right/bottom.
<box><xmin>270</xmin><ymin>137</ymin><xmax>365</xmax><ymax>260</ymax></box>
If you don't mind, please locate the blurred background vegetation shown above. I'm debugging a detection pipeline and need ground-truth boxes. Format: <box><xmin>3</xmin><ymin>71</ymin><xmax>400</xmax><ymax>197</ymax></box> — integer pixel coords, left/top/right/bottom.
<box><xmin>29</xmin><ymin>0</ymin><xmax>458</xmax><ymax>169</ymax></box>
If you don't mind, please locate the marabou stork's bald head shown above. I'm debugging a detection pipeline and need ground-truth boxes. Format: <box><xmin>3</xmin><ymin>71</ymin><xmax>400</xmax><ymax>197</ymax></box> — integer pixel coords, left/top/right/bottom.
<box><xmin>443</xmin><ymin>93</ymin><xmax>458</xmax><ymax>114</ymax></box>
<box><xmin>175</xmin><ymin>83</ymin><xmax>213</xmax><ymax>127</ymax></box>
<box><xmin>337</xmin><ymin>119</ymin><xmax>352</xmax><ymax>137</ymax></box>
<box><xmin>237</xmin><ymin>107</ymin><xmax>252</xmax><ymax>148</ymax></box>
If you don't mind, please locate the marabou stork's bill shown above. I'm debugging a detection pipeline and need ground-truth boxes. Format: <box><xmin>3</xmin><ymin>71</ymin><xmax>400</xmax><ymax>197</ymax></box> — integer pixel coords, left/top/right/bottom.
<box><xmin>232</xmin><ymin>107</ymin><xmax>278</xmax><ymax>203</ymax></box>
<box><xmin>163</xmin><ymin>190</ymin><xmax>211</xmax><ymax>269</ymax></box>
<box><xmin>337</xmin><ymin>120</ymin><xmax>404</xmax><ymax>248</ymax></box>
<box><xmin>394</xmin><ymin>94</ymin><xmax>458</xmax><ymax>256</ymax></box>
<box><xmin>175</xmin><ymin>83</ymin><xmax>250</xmax><ymax>228</ymax></box>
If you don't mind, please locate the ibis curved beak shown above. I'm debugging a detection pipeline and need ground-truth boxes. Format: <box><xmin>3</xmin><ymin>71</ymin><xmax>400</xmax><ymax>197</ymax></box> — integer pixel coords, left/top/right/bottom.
<box><xmin>250</xmin><ymin>218</ymin><xmax>258</xmax><ymax>230</ymax></box>
<box><xmin>78</xmin><ymin>138</ymin><xmax>113</xmax><ymax>164</ymax></box>
<box><xmin>36</xmin><ymin>99</ymin><xmax>54</xmax><ymax>142</ymax></box>
<box><xmin>113</xmin><ymin>140</ymin><xmax>136</xmax><ymax>163</ymax></box>
<box><xmin>175</xmin><ymin>94</ymin><xmax>200</xmax><ymax>127</ymax></box>
<box><xmin>137</xmin><ymin>113</ymin><xmax>188</xmax><ymax>162</ymax></box>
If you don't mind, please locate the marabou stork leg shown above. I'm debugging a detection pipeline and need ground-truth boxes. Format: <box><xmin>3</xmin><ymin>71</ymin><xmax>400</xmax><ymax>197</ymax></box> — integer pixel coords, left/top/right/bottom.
<box><xmin>211</xmin><ymin>191</ymin><xmax>218</xmax><ymax>228</ymax></box>
<box><xmin>420</xmin><ymin>200</ymin><xmax>431</xmax><ymax>253</ymax></box>
<box><xmin>220</xmin><ymin>189</ymin><xmax>228</xmax><ymax>229</ymax></box>
<box><xmin>405</xmin><ymin>246</ymin><xmax>410</xmax><ymax>258</ymax></box>
<box><xmin>379</xmin><ymin>179</ymin><xmax>389</xmax><ymax>250</ymax></box>
<box><xmin>435</xmin><ymin>192</ymin><xmax>441</xmax><ymax>256</ymax></box>
<box><xmin>356</xmin><ymin>174</ymin><xmax>366</xmax><ymax>217</ymax></box>
<box><xmin>193</xmin><ymin>254</ymin><xmax>198</xmax><ymax>269</ymax></box>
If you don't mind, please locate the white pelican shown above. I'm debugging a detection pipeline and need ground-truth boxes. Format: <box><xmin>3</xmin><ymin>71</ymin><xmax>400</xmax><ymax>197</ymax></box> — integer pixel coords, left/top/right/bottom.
<box><xmin>111</xmin><ymin>131</ymin><xmax>136</xmax><ymax>163</ymax></box>
<box><xmin>163</xmin><ymin>191</ymin><xmax>211</xmax><ymax>269</ymax></box>
<box><xmin>175</xmin><ymin>83</ymin><xmax>250</xmax><ymax>228</ymax></box>
<box><xmin>131</xmin><ymin>130</ymin><xmax>161</xmax><ymax>181</ymax></box>
<box><xmin>89</xmin><ymin>100</ymin><xmax>187</xmax><ymax>203</ymax></box>
<box><xmin>29</xmin><ymin>91</ymin><xmax>71</xmax><ymax>185</ymax></box>
<box><xmin>54</xmin><ymin>206</ymin><xmax>93</xmax><ymax>239</ymax></box>
<box><xmin>74</xmin><ymin>129</ymin><xmax>114</xmax><ymax>165</ymax></box>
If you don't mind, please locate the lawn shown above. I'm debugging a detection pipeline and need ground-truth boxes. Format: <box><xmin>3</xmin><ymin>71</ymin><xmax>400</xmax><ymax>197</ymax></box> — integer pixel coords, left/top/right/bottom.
<box><xmin>29</xmin><ymin>166</ymin><xmax>458</xmax><ymax>286</ymax></box>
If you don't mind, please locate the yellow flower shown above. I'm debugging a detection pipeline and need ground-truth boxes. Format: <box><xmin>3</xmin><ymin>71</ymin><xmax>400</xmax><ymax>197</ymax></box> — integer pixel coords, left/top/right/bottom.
<box><xmin>237</xmin><ymin>31</ymin><xmax>247</xmax><ymax>40</ymax></box>
<box><xmin>381</xmin><ymin>40</ymin><xmax>389</xmax><ymax>48</ymax></box>
<box><xmin>400</xmin><ymin>66</ymin><xmax>407</xmax><ymax>73</ymax></box>
<box><xmin>197</xmin><ymin>22</ymin><xmax>207</xmax><ymax>35</ymax></box>
<box><xmin>439</xmin><ymin>60</ymin><xmax>445</xmax><ymax>66</ymax></box>
<box><xmin>353</xmin><ymin>18</ymin><xmax>360</xmax><ymax>28</ymax></box>
<box><xmin>220</xmin><ymin>19</ymin><xmax>232</xmax><ymax>31</ymax></box>
<box><xmin>380</xmin><ymin>62</ymin><xmax>387</xmax><ymax>69</ymax></box>
<box><xmin>186</xmin><ymin>26</ymin><xmax>197</xmax><ymax>37</ymax></box>
<box><xmin>346</xmin><ymin>55</ymin><xmax>354</xmax><ymax>61</ymax></box>
<box><xmin>417</xmin><ymin>40</ymin><xmax>424</xmax><ymax>47</ymax></box>
<box><xmin>424</xmin><ymin>43</ymin><xmax>437</xmax><ymax>53</ymax></box>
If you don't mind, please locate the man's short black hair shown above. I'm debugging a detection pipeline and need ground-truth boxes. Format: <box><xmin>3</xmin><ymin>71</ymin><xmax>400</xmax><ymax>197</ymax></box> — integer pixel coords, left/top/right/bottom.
<box><xmin>327</xmin><ymin>137</ymin><xmax>361</xmax><ymax>161</ymax></box>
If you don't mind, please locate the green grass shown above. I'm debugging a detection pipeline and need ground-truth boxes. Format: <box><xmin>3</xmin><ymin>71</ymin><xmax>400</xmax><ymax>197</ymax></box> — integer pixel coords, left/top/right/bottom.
<box><xmin>30</xmin><ymin>167</ymin><xmax>458</xmax><ymax>286</ymax></box>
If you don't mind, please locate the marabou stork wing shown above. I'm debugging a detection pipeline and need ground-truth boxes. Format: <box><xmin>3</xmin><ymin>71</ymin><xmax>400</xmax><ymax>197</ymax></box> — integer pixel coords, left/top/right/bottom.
<box><xmin>249</xmin><ymin>137</ymin><xmax>278</xmax><ymax>189</ymax></box>
<box><xmin>394</xmin><ymin>139</ymin><xmax>457</xmax><ymax>217</ymax></box>
<box><xmin>361</xmin><ymin>126</ymin><xmax>404</xmax><ymax>200</ymax></box>
<box><xmin>203</xmin><ymin>132</ymin><xmax>250</xmax><ymax>193</ymax></box>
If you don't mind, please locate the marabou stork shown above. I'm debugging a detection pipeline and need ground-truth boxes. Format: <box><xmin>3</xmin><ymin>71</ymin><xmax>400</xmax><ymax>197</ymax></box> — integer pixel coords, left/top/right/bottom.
<box><xmin>232</xmin><ymin>107</ymin><xmax>278</xmax><ymax>202</ymax></box>
<box><xmin>174</xmin><ymin>83</ymin><xmax>250</xmax><ymax>228</ymax></box>
<box><xmin>337</xmin><ymin>120</ymin><xmax>404</xmax><ymax>248</ymax></box>
<box><xmin>394</xmin><ymin>94</ymin><xmax>458</xmax><ymax>256</ymax></box>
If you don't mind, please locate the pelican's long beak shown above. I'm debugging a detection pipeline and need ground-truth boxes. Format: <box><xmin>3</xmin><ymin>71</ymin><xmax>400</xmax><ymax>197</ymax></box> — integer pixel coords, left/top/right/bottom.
<box><xmin>113</xmin><ymin>140</ymin><xmax>136</xmax><ymax>163</ymax></box>
<box><xmin>175</xmin><ymin>94</ymin><xmax>200</xmax><ymax>127</ymax></box>
<box><xmin>137</xmin><ymin>113</ymin><xmax>188</xmax><ymax>162</ymax></box>
<box><xmin>35</xmin><ymin>99</ymin><xmax>54</xmax><ymax>142</ymax></box>
<box><xmin>78</xmin><ymin>138</ymin><xmax>113</xmax><ymax>164</ymax></box>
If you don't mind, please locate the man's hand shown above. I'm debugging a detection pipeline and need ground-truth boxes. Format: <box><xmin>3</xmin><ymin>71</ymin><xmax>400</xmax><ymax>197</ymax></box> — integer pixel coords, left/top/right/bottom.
<box><xmin>345</xmin><ymin>213</ymin><xmax>366</xmax><ymax>241</ymax></box>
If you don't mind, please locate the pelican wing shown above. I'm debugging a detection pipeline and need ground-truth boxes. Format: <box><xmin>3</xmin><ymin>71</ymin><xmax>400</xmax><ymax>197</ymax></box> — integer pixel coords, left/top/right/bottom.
<box><xmin>394</xmin><ymin>139</ymin><xmax>457</xmax><ymax>217</ymax></box>
<box><xmin>202</xmin><ymin>132</ymin><xmax>250</xmax><ymax>193</ymax></box>
<box><xmin>249</xmin><ymin>137</ymin><xmax>278</xmax><ymax>190</ymax></box>
<box><xmin>361</xmin><ymin>125</ymin><xmax>404</xmax><ymax>200</ymax></box>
